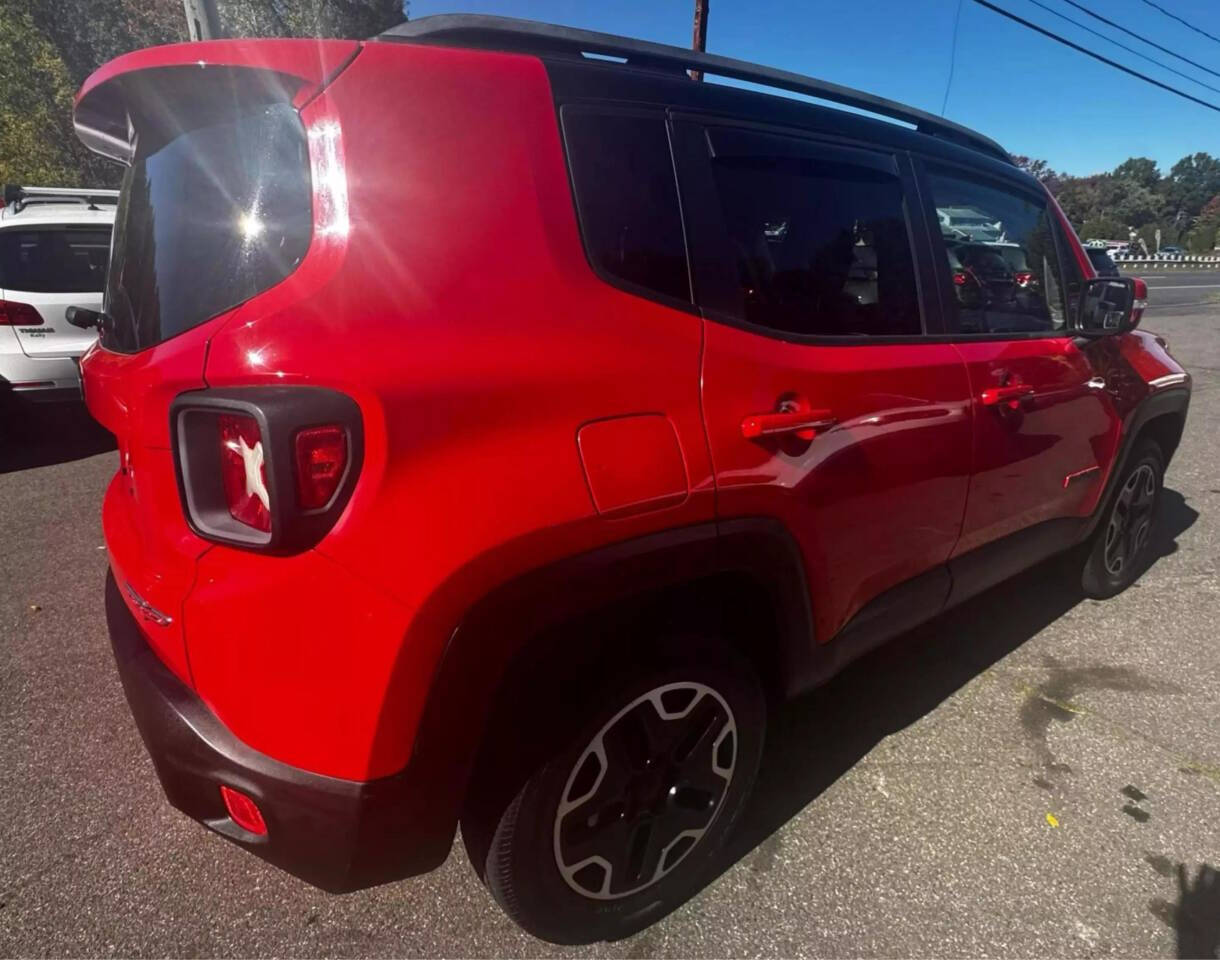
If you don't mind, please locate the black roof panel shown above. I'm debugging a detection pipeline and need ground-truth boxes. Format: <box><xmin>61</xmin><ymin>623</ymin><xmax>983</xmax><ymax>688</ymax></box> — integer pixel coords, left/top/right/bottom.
<box><xmin>379</xmin><ymin>14</ymin><xmax>1014</xmax><ymax>166</ymax></box>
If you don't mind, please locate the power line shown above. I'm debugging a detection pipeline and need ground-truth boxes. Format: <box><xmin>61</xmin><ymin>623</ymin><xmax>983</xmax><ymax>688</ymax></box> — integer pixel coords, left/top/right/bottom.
<box><xmin>969</xmin><ymin>0</ymin><xmax>1220</xmax><ymax>114</ymax></box>
<box><xmin>1139</xmin><ymin>0</ymin><xmax>1220</xmax><ymax>48</ymax></box>
<box><xmin>1058</xmin><ymin>0</ymin><xmax>1220</xmax><ymax>81</ymax></box>
<box><xmin>942</xmin><ymin>0</ymin><xmax>965</xmax><ymax>115</ymax></box>
<box><xmin>1025</xmin><ymin>0</ymin><xmax>1220</xmax><ymax>97</ymax></box>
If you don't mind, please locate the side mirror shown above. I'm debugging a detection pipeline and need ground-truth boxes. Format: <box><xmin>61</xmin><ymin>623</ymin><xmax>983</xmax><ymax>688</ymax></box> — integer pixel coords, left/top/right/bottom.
<box><xmin>66</xmin><ymin>306</ymin><xmax>104</xmax><ymax>330</ymax></box>
<box><xmin>1073</xmin><ymin>276</ymin><xmax>1146</xmax><ymax>337</ymax></box>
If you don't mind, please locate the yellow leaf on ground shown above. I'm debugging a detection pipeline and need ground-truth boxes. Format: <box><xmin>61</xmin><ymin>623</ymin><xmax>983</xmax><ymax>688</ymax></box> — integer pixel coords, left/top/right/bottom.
<box><xmin>1046</xmin><ymin>812</ymin><xmax>1060</xmax><ymax>828</ymax></box>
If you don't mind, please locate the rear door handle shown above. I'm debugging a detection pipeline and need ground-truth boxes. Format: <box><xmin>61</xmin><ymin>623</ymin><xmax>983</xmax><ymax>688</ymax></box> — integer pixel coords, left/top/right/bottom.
<box><xmin>741</xmin><ymin>409</ymin><xmax>836</xmax><ymax>439</ymax></box>
<box><xmin>979</xmin><ymin>384</ymin><xmax>1035</xmax><ymax>407</ymax></box>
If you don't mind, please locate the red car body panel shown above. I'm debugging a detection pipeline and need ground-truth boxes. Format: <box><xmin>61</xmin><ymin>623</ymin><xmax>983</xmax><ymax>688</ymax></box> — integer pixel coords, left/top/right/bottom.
<box><xmin>700</xmin><ymin>324</ymin><xmax>973</xmax><ymax>641</ymax></box>
<box><xmin>87</xmin><ymin>42</ymin><xmax>715</xmax><ymax>780</ymax></box>
<box><xmin>949</xmin><ymin>336</ymin><xmax>1123</xmax><ymax>555</ymax></box>
<box><xmin>75</xmin><ymin>28</ymin><xmax>1190</xmax><ymax>892</ymax></box>
<box><xmin>85</xmin><ymin>322</ymin><xmax>215</xmax><ymax>682</ymax></box>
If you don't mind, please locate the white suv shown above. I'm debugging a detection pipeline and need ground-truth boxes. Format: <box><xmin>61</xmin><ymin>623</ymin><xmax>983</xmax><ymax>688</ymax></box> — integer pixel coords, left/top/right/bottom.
<box><xmin>1</xmin><ymin>185</ymin><xmax>115</xmax><ymax>404</ymax></box>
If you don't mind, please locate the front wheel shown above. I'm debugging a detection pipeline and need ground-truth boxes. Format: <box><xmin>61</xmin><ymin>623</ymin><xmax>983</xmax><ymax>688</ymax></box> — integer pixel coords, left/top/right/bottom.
<box><xmin>472</xmin><ymin>644</ymin><xmax>765</xmax><ymax>944</ymax></box>
<box><xmin>1081</xmin><ymin>440</ymin><xmax>1164</xmax><ymax>598</ymax></box>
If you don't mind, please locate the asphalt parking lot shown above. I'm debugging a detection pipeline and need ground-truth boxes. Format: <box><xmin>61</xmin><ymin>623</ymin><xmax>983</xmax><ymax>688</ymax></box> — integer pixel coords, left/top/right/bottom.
<box><xmin>2</xmin><ymin>278</ymin><xmax>1218</xmax><ymax>958</ymax></box>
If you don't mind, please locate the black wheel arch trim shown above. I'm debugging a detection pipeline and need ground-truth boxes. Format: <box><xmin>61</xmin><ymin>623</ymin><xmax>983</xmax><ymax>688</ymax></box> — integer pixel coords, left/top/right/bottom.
<box><xmin>402</xmin><ymin>518</ymin><xmax>816</xmax><ymax>845</ymax></box>
<box><xmin>1081</xmin><ymin>385</ymin><xmax>1189</xmax><ymax>542</ymax></box>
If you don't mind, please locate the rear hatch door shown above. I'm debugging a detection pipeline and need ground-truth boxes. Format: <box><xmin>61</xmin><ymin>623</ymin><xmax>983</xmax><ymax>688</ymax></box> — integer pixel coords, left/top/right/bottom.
<box><xmin>75</xmin><ymin>39</ymin><xmax>359</xmax><ymax>682</ymax></box>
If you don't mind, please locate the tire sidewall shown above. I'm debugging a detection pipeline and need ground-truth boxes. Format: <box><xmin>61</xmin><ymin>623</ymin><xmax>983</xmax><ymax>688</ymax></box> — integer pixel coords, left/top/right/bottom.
<box><xmin>486</xmin><ymin>645</ymin><xmax>765</xmax><ymax>945</ymax></box>
<box><xmin>1084</xmin><ymin>442</ymin><xmax>1164</xmax><ymax>597</ymax></box>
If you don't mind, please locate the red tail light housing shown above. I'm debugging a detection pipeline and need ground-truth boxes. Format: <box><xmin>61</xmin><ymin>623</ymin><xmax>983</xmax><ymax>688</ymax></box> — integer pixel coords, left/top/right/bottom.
<box><xmin>218</xmin><ymin>414</ymin><xmax>272</xmax><ymax>532</ymax></box>
<box><xmin>952</xmin><ymin>271</ymin><xmax>970</xmax><ymax>286</ymax></box>
<box><xmin>172</xmin><ymin>388</ymin><xmax>363</xmax><ymax>551</ymax></box>
<box><xmin>294</xmin><ymin>425</ymin><xmax>348</xmax><ymax>510</ymax></box>
<box><xmin>1013</xmin><ymin>271</ymin><xmax>1035</xmax><ymax>287</ymax></box>
<box><xmin>0</xmin><ymin>299</ymin><xmax>44</xmax><ymax>326</ymax></box>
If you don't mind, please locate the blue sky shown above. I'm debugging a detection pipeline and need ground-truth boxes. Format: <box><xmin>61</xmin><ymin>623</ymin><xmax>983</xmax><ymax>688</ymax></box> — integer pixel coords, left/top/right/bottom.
<box><xmin>406</xmin><ymin>0</ymin><xmax>1220</xmax><ymax>177</ymax></box>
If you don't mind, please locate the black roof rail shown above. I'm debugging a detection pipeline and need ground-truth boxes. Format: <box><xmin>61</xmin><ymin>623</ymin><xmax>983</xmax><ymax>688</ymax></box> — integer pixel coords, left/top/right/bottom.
<box><xmin>4</xmin><ymin>184</ymin><xmax>120</xmax><ymax>213</ymax></box>
<box><xmin>378</xmin><ymin>14</ymin><xmax>1013</xmax><ymax>166</ymax></box>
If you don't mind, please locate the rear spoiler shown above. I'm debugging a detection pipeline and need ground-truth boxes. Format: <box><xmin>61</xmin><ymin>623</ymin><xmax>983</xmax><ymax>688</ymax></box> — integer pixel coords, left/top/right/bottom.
<box><xmin>74</xmin><ymin>39</ymin><xmax>361</xmax><ymax>163</ymax></box>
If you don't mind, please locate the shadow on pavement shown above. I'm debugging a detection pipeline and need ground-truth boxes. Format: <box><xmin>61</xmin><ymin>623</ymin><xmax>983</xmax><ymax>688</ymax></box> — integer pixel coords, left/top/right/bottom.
<box><xmin>1150</xmin><ymin>861</ymin><xmax>1220</xmax><ymax>960</ymax></box>
<box><xmin>704</xmin><ymin>487</ymin><xmax>1199</xmax><ymax>908</ymax></box>
<box><xmin>0</xmin><ymin>402</ymin><xmax>115</xmax><ymax>474</ymax></box>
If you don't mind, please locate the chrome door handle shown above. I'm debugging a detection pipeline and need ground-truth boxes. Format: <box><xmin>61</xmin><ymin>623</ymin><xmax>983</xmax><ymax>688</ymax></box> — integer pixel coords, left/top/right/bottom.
<box><xmin>1086</xmin><ymin>377</ymin><xmax>1106</xmax><ymax>390</ymax></box>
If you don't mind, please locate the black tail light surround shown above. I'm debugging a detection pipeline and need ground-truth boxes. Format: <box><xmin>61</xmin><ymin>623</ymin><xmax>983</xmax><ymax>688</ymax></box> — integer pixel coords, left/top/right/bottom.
<box><xmin>171</xmin><ymin>387</ymin><xmax>364</xmax><ymax>552</ymax></box>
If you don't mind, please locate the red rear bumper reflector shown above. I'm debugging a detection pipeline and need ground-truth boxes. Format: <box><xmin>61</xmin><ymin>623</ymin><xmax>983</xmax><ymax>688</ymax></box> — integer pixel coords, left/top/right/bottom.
<box><xmin>219</xmin><ymin>785</ymin><xmax>267</xmax><ymax>835</ymax></box>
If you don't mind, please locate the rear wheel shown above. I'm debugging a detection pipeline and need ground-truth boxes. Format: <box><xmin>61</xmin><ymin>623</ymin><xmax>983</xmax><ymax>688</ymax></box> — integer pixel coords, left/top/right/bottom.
<box><xmin>1081</xmin><ymin>440</ymin><xmax>1163</xmax><ymax>598</ymax></box>
<box><xmin>467</xmin><ymin>642</ymin><xmax>764</xmax><ymax>944</ymax></box>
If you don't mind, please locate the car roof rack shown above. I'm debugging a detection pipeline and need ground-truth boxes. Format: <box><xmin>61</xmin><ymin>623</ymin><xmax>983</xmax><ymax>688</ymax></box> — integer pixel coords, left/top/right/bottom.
<box><xmin>3</xmin><ymin>184</ymin><xmax>120</xmax><ymax>213</ymax></box>
<box><xmin>379</xmin><ymin>14</ymin><xmax>1013</xmax><ymax>166</ymax></box>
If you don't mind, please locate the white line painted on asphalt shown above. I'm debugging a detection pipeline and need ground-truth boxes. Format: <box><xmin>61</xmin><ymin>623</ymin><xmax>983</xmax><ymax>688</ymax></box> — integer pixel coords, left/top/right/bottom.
<box><xmin>1137</xmin><ymin>282</ymin><xmax>1220</xmax><ymax>289</ymax></box>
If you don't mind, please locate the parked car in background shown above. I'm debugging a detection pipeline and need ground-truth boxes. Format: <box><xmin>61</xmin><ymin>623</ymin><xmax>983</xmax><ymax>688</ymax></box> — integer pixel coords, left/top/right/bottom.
<box><xmin>0</xmin><ymin>185</ymin><xmax>115</xmax><ymax>404</ymax></box>
<box><xmin>937</xmin><ymin>204</ymin><xmax>1002</xmax><ymax>242</ymax></box>
<box><xmin>1085</xmin><ymin>246</ymin><xmax>1121</xmax><ymax>277</ymax></box>
<box><xmin>75</xmin><ymin>16</ymin><xmax>1190</xmax><ymax>945</ymax></box>
<box><xmin>1159</xmin><ymin>244</ymin><xmax>1184</xmax><ymax>257</ymax></box>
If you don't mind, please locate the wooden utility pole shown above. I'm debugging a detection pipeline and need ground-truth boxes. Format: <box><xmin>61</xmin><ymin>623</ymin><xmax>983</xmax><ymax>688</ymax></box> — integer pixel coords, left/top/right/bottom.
<box><xmin>691</xmin><ymin>0</ymin><xmax>708</xmax><ymax>81</ymax></box>
<box><xmin>183</xmin><ymin>0</ymin><xmax>222</xmax><ymax>40</ymax></box>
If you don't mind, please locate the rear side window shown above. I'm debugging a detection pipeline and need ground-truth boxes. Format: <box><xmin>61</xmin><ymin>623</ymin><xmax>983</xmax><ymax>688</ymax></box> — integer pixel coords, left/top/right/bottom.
<box><xmin>0</xmin><ymin>228</ymin><xmax>111</xmax><ymax>293</ymax></box>
<box><xmin>927</xmin><ymin>169</ymin><xmax>1067</xmax><ymax>335</ymax></box>
<box><xmin>104</xmin><ymin>101</ymin><xmax>312</xmax><ymax>353</ymax></box>
<box><xmin>562</xmin><ymin>110</ymin><xmax>690</xmax><ymax>304</ymax></box>
<box><xmin>704</xmin><ymin>152</ymin><xmax>921</xmax><ymax>337</ymax></box>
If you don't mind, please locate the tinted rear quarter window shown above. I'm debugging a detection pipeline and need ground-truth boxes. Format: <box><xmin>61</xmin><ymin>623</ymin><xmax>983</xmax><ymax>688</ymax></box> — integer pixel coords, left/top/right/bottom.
<box><xmin>104</xmin><ymin>101</ymin><xmax>312</xmax><ymax>353</ymax></box>
<box><xmin>561</xmin><ymin>109</ymin><xmax>691</xmax><ymax>304</ymax></box>
<box><xmin>927</xmin><ymin>169</ymin><xmax>1068</xmax><ymax>335</ymax></box>
<box><xmin>702</xmin><ymin>149</ymin><xmax>922</xmax><ymax>337</ymax></box>
<box><xmin>0</xmin><ymin>227</ymin><xmax>111</xmax><ymax>293</ymax></box>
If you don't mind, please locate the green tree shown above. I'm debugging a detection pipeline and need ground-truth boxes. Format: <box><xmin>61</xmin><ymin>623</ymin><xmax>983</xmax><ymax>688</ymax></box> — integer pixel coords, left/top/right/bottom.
<box><xmin>2</xmin><ymin>0</ymin><xmax>182</xmax><ymax>187</ymax></box>
<box><xmin>1055</xmin><ymin>174</ymin><xmax>1105</xmax><ymax>228</ymax></box>
<box><xmin>1163</xmin><ymin>152</ymin><xmax>1220</xmax><ymax>220</ymax></box>
<box><xmin>1079</xmin><ymin>217</ymin><xmax>1125</xmax><ymax>242</ymax></box>
<box><xmin>26</xmin><ymin>0</ymin><xmax>184</xmax><ymax>89</ymax></box>
<box><xmin>0</xmin><ymin>0</ymin><xmax>98</xmax><ymax>184</ymax></box>
<box><xmin>1013</xmin><ymin>155</ymin><xmax>1061</xmax><ymax>194</ymax></box>
<box><xmin>1109</xmin><ymin>182</ymin><xmax>1160</xmax><ymax>228</ymax></box>
<box><xmin>1187</xmin><ymin>222</ymin><xmax>1218</xmax><ymax>254</ymax></box>
<box><xmin>1188</xmin><ymin>194</ymin><xmax>1220</xmax><ymax>253</ymax></box>
<box><xmin>1111</xmin><ymin>157</ymin><xmax>1161</xmax><ymax>190</ymax></box>
<box><xmin>217</xmin><ymin>0</ymin><xmax>404</xmax><ymax>38</ymax></box>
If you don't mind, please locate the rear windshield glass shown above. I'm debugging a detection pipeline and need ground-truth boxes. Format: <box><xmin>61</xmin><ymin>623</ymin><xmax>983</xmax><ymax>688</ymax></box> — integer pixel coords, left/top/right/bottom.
<box><xmin>0</xmin><ymin>227</ymin><xmax>111</xmax><ymax>293</ymax></box>
<box><xmin>103</xmin><ymin>102</ymin><xmax>311</xmax><ymax>353</ymax></box>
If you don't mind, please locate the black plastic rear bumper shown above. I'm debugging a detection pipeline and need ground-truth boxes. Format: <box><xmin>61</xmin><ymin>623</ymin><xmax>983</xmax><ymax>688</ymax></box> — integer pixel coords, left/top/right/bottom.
<box><xmin>104</xmin><ymin>571</ymin><xmax>454</xmax><ymax>892</ymax></box>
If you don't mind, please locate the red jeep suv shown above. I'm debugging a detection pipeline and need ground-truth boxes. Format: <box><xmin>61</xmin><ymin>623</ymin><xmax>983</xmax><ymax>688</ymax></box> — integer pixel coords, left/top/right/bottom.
<box><xmin>75</xmin><ymin>16</ymin><xmax>1190</xmax><ymax>944</ymax></box>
